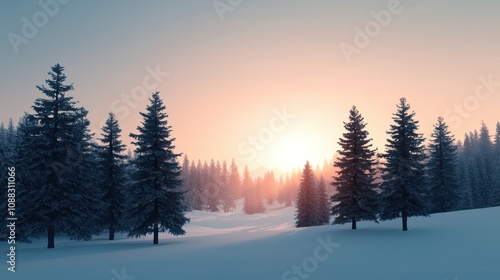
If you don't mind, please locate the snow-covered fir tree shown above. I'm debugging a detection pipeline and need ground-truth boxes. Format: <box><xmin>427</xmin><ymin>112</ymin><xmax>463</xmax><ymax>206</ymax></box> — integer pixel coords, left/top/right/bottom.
<box><xmin>97</xmin><ymin>112</ymin><xmax>128</xmax><ymax>240</ymax></box>
<box><xmin>331</xmin><ymin>106</ymin><xmax>379</xmax><ymax>229</ymax></box>
<box><xmin>427</xmin><ymin>117</ymin><xmax>461</xmax><ymax>213</ymax></box>
<box><xmin>295</xmin><ymin>161</ymin><xmax>318</xmax><ymax>227</ymax></box>
<box><xmin>379</xmin><ymin>98</ymin><xmax>428</xmax><ymax>231</ymax></box>
<box><xmin>127</xmin><ymin>92</ymin><xmax>189</xmax><ymax>244</ymax></box>
<box><xmin>18</xmin><ymin>64</ymin><xmax>101</xmax><ymax>248</ymax></box>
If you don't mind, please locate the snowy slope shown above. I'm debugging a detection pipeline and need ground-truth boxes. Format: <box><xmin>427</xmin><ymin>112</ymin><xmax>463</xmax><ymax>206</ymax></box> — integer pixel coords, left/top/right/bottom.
<box><xmin>2</xmin><ymin>200</ymin><xmax>499</xmax><ymax>280</ymax></box>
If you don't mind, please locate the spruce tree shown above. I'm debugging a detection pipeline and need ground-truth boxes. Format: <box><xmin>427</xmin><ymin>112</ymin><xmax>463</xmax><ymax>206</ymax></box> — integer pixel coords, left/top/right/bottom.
<box><xmin>228</xmin><ymin>159</ymin><xmax>242</xmax><ymax>197</ymax></box>
<box><xmin>206</xmin><ymin>159</ymin><xmax>220</xmax><ymax>212</ymax></box>
<box><xmin>220</xmin><ymin>160</ymin><xmax>236</xmax><ymax>212</ymax></box>
<box><xmin>190</xmin><ymin>160</ymin><xmax>205</xmax><ymax>210</ymax></box>
<box><xmin>127</xmin><ymin>92</ymin><xmax>189</xmax><ymax>244</ymax></box>
<box><xmin>379</xmin><ymin>98</ymin><xmax>428</xmax><ymax>231</ymax></box>
<box><xmin>295</xmin><ymin>161</ymin><xmax>318</xmax><ymax>227</ymax></box>
<box><xmin>97</xmin><ymin>112</ymin><xmax>127</xmax><ymax>240</ymax></box>
<box><xmin>477</xmin><ymin>122</ymin><xmax>493</xmax><ymax>207</ymax></box>
<box><xmin>316</xmin><ymin>175</ymin><xmax>330</xmax><ymax>225</ymax></box>
<box><xmin>331</xmin><ymin>106</ymin><xmax>378</xmax><ymax>229</ymax></box>
<box><xmin>243</xmin><ymin>166</ymin><xmax>265</xmax><ymax>214</ymax></box>
<box><xmin>493</xmin><ymin>122</ymin><xmax>500</xmax><ymax>206</ymax></box>
<box><xmin>19</xmin><ymin>64</ymin><xmax>101</xmax><ymax>248</ymax></box>
<box><xmin>181</xmin><ymin>155</ymin><xmax>192</xmax><ymax>209</ymax></box>
<box><xmin>427</xmin><ymin>117</ymin><xmax>461</xmax><ymax>213</ymax></box>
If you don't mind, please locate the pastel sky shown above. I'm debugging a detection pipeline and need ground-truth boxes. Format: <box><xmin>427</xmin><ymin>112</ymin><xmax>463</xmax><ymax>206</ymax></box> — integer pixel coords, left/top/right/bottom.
<box><xmin>1</xmin><ymin>0</ymin><xmax>499</xmax><ymax>171</ymax></box>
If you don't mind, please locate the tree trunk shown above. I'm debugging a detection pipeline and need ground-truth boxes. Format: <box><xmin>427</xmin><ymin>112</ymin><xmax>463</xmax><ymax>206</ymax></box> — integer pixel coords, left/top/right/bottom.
<box><xmin>109</xmin><ymin>223</ymin><xmax>115</xmax><ymax>240</ymax></box>
<box><xmin>153</xmin><ymin>198</ymin><xmax>159</xmax><ymax>244</ymax></box>
<box><xmin>402</xmin><ymin>209</ymin><xmax>408</xmax><ymax>231</ymax></box>
<box><xmin>351</xmin><ymin>217</ymin><xmax>357</xmax><ymax>230</ymax></box>
<box><xmin>48</xmin><ymin>225</ymin><xmax>55</xmax><ymax>249</ymax></box>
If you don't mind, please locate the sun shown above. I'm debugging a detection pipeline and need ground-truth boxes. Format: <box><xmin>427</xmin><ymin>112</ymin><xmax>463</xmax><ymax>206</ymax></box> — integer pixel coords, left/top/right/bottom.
<box><xmin>268</xmin><ymin>132</ymin><xmax>321</xmax><ymax>172</ymax></box>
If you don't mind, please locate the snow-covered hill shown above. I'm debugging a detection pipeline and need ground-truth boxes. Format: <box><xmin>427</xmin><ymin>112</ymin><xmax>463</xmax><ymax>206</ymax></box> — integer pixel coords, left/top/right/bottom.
<box><xmin>2</xmin><ymin>200</ymin><xmax>499</xmax><ymax>280</ymax></box>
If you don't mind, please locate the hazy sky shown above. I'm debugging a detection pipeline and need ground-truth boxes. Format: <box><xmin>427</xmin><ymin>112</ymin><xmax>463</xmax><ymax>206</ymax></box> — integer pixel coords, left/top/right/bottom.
<box><xmin>1</xmin><ymin>0</ymin><xmax>499</xmax><ymax>171</ymax></box>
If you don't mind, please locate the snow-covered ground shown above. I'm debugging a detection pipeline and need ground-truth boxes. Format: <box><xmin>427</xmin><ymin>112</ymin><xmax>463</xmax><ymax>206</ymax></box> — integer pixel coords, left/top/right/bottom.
<box><xmin>2</xmin><ymin>200</ymin><xmax>499</xmax><ymax>280</ymax></box>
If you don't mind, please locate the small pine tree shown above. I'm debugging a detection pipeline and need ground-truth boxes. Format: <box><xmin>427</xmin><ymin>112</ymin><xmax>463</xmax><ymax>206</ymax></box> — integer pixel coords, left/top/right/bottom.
<box><xmin>220</xmin><ymin>160</ymin><xmax>236</xmax><ymax>212</ymax></box>
<box><xmin>127</xmin><ymin>92</ymin><xmax>189</xmax><ymax>244</ymax></box>
<box><xmin>295</xmin><ymin>161</ymin><xmax>318</xmax><ymax>227</ymax></box>
<box><xmin>206</xmin><ymin>159</ymin><xmax>220</xmax><ymax>212</ymax></box>
<box><xmin>316</xmin><ymin>175</ymin><xmax>330</xmax><ymax>225</ymax></box>
<box><xmin>379</xmin><ymin>98</ymin><xmax>428</xmax><ymax>231</ymax></box>
<box><xmin>427</xmin><ymin>117</ymin><xmax>461</xmax><ymax>213</ymax></box>
<box><xmin>493</xmin><ymin>123</ymin><xmax>500</xmax><ymax>206</ymax></box>
<box><xmin>97</xmin><ymin>112</ymin><xmax>128</xmax><ymax>240</ymax></box>
<box><xmin>477</xmin><ymin>122</ymin><xmax>494</xmax><ymax>207</ymax></box>
<box><xmin>331</xmin><ymin>106</ymin><xmax>379</xmax><ymax>229</ymax></box>
<box><xmin>242</xmin><ymin>166</ymin><xmax>254</xmax><ymax>214</ymax></box>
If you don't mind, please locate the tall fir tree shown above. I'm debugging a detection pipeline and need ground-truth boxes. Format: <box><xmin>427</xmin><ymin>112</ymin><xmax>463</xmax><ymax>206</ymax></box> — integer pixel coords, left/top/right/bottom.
<box><xmin>427</xmin><ymin>117</ymin><xmax>461</xmax><ymax>213</ymax></box>
<box><xmin>331</xmin><ymin>106</ymin><xmax>379</xmax><ymax>229</ymax></box>
<box><xmin>379</xmin><ymin>98</ymin><xmax>428</xmax><ymax>231</ymax></box>
<box><xmin>295</xmin><ymin>161</ymin><xmax>318</xmax><ymax>227</ymax></box>
<box><xmin>97</xmin><ymin>112</ymin><xmax>128</xmax><ymax>240</ymax></box>
<box><xmin>127</xmin><ymin>92</ymin><xmax>189</xmax><ymax>244</ymax></box>
<box><xmin>18</xmin><ymin>64</ymin><xmax>101</xmax><ymax>248</ymax></box>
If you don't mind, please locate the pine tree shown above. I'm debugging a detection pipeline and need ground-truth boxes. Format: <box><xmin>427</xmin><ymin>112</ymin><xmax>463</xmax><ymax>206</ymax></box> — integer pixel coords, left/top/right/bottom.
<box><xmin>228</xmin><ymin>159</ymin><xmax>242</xmax><ymax>197</ymax></box>
<box><xmin>220</xmin><ymin>160</ymin><xmax>236</xmax><ymax>212</ymax></box>
<box><xmin>127</xmin><ymin>92</ymin><xmax>189</xmax><ymax>244</ymax></box>
<box><xmin>180</xmin><ymin>155</ymin><xmax>192</xmax><ymax>209</ymax></box>
<box><xmin>190</xmin><ymin>160</ymin><xmax>205</xmax><ymax>210</ymax></box>
<box><xmin>264</xmin><ymin>171</ymin><xmax>277</xmax><ymax>205</ymax></box>
<box><xmin>493</xmin><ymin>122</ymin><xmax>500</xmax><ymax>206</ymax></box>
<box><xmin>427</xmin><ymin>117</ymin><xmax>461</xmax><ymax>213</ymax></box>
<box><xmin>316</xmin><ymin>175</ymin><xmax>330</xmax><ymax>225</ymax></box>
<box><xmin>379</xmin><ymin>98</ymin><xmax>428</xmax><ymax>231</ymax></box>
<box><xmin>456</xmin><ymin>138</ymin><xmax>473</xmax><ymax>210</ymax></box>
<box><xmin>18</xmin><ymin>64</ymin><xmax>101</xmax><ymax>248</ymax></box>
<box><xmin>331</xmin><ymin>106</ymin><xmax>379</xmax><ymax>229</ymax></box>
<box><xmin>206</xmin><ymin>159</ymin><xmax>220</xmax><ymax>212</ymax></box>
<box><xmin>97</xmin><ymin>112</ymin><xmax>127</xmax><ymax>240</ymax></box>
<box><xmin>243</xmin><ymin>166</ymin><xmax>264</xmax><ymax>214</ymax></box>
<box><xmin>295</xmin><ymin>161</ymin><xmax>318</xmax><ymax>227</ymax></box>
<box><xmin>477</xmin><ymin>122</ymin><xmax>493</xmax><ymax>207</ymax></box>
